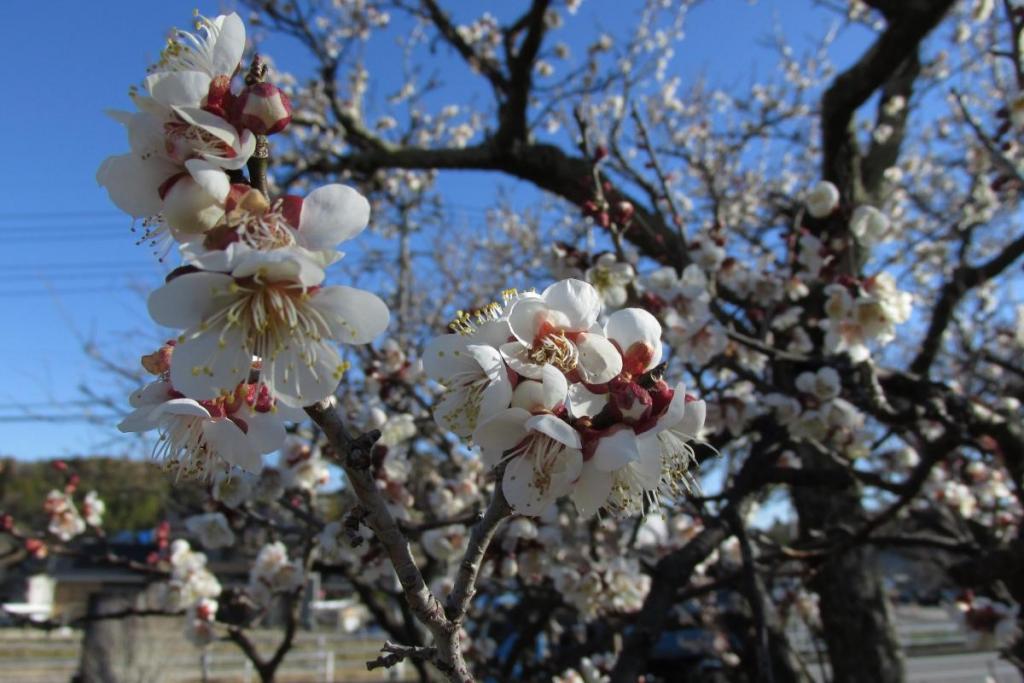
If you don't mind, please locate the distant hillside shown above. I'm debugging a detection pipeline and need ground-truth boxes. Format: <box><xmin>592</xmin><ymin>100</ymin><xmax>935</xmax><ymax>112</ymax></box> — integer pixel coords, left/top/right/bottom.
<box><xmin>0</xmin><ymin>457</ymin><xmax>206</xmax><ymax>532</ymax></box>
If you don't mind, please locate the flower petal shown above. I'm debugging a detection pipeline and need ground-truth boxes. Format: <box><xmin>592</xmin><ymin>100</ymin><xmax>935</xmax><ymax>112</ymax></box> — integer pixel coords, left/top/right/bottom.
<box><xmin>499</xmin><ymin>341</ymin><xmax>546</xmax><ymax>380</ymax></box>
<box><xmin>570</xmin><ymin>462</ymin><xmax>613</xmax><ymax>517</ymax></box>
<box><xmin>422</xmin><ymin>334</ymin><xmax>476</xmax><ymax>380</ymax></box>
<box><xmin>503</xmin><ymin>454</ymin><xmax>556</xmax><ymax>516</ymax></box>
<box><xmin>567</xmin><ymin>382</ymin><xmax>608</xmax><ymax>419</ymax></box>
<box><xmin>203</xmin><ymin>419</ymin><xmax>262</xmax><ymax>472</ymax></box>
<box><xmin>185</xmin><ymin>158</ymin><xmax>230</xmax><ymax>202</ymax></box>
<box><xmin>310</xmin><ymin>286</ymin><xmax>390</xmax><ymax>345</ymax></box>
<box><xmin>96</xmin><ymin>154</ymin><xmax>175</xmax><ymax>218</ymax></box>
<box><xmin>575</xmin><ymin>333</ymin><xmax>623</xmax><ymax>384</ymax></box>
<box><xmin>605</xmin><ymin>307</ymin><xmax>663</xmax><ymax>372</ymax></box>
<box><xmin>297</xmin><ymin>184</ymin><xmax>371</xmax><ymax>249</ymax></box>
<box><xmin>473</xmin><ymin>408</ymin><xmax>531</xmax><ymax>467</ymax></box>
<box><xmin>146</xmin><ymin>71</ymin><xmax>212</xmax><ymax>107</ymax></box>
<box><xmin>148</xmin><ymin>272</ymin><xmax>236</xmax><ymax>330</ymax></box>
<box><xmin>593</xmin><ymin>428</ymin><xmax>640</xmax><ymax>472</ymax></box>
<box><xmin>540</xmin><ymin>364</ymin><xmax>568</xmax><ymax>410</ymax></box>
<box><xmin>244</xmin><ymin>411</ymin><xmax>288</xmax><ymax>454</ymax></box>
<box><xmin>266</xmin><ymin>339</ymin><xmax>344</xmax><ymax>408</ymax></box>
<box><xmin>541</xmin><ymin>279</ymin><xmax>601</xmax><ymax>331</ymax></box>
<box><xmin>211</xmin><ymin>13</ymin><xmax>246</xmax><ymax>77</ymax></box>
<box><xmin>677</xmin><ymin>399</ymin><xmax>706</xmax><ymax>438</ymax></box>
<box><xmin>170</xmin><ymin>325</ymin><xmax>251</xmax><ymax>401</ymax></box>
<box><xmin>526</xmin><ymin>414</ymin><xmax>581</xmax><ymax>449</ymax></box>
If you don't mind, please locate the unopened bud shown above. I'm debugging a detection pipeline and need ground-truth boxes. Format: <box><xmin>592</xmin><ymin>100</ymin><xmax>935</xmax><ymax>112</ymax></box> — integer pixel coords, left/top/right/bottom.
<box><xmin>25</xmin><ymin>538</ymin><xmax>47</xmax><ymax>558</ymax></box>
<box><xmin>0</xmin><ymin>514</ymin><xmax>13</xmax><ymax>531</ymax></box>
<box><xmin>233</xmin><ymin>83</ymin><xmax>292</xmax><ymax>135</ymax></box>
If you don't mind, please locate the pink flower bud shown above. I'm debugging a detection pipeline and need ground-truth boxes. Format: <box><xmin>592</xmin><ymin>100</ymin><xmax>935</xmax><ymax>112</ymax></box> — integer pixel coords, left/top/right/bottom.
<box><xmin>233</xmin><ymin>83</ymin><xmax>292</xmax><ymax>135</ymax></box>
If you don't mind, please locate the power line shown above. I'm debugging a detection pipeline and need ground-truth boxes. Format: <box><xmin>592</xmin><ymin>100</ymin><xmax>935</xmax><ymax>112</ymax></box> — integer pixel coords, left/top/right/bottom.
<box><xmin>0</xmin><ymin>287</ymin><xmax>132</xmax><ymax>298</ymax></box>
<box><xmin>0</xmin><ymin>414</ymin><xmax>123</xmax><ymax>423</ymax></box>
<box><xmin>0</xmin><ymin>210</ymin><xmax>122</xmax><ymax>220</ymax></box>
<box><xmin>0</xmin><ymin>260</ymin><xmax>159</xmax><ymax>271</ymax></box>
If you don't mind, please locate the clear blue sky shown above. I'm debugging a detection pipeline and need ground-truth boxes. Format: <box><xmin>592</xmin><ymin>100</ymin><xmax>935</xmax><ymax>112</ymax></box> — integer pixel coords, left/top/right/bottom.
<box><xmin>0</xmin><ymin>1</ymin><xmax>869</xmax><ymax>459</ymax></box>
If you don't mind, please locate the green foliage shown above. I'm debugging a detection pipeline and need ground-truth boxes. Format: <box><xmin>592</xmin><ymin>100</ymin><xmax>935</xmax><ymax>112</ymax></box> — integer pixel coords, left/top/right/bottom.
<box><xmin>0</xmin><ymin>457</ymin><xmax>206</xmax><ymax>533</ymax></box>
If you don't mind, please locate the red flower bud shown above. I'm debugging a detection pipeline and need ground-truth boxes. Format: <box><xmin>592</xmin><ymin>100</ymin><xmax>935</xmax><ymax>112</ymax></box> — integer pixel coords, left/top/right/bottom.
<box><xmin>232</xmin><ymin>83</ymin><xmax>293</xmax><ymax>135</ymax></box>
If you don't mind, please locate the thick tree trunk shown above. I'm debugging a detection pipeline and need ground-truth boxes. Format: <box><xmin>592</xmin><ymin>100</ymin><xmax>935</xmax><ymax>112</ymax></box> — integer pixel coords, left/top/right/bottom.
<box><xmin>791</xmin><ymin>450</ymin><xmax>904</xmax><ymax>683</ymax></box>
<box><xmin>78</xmin><ymin>590</ymin><xmax>175</xmax><ymax>683</ymax></box>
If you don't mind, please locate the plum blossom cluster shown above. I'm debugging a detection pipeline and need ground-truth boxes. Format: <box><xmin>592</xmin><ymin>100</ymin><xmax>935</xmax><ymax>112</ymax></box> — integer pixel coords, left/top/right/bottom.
<box><xmin>424</xmin><ymin>278</ymin><xmax>705</xmax><ymax>516</ymax></box>
<box><xmin>101</xmin><ymin>11</ymin><xmax>390</xmax><ymax>478</ymax></box>
<box><xmin>150</xmin><ymin>540</ymin><xmax>223</xmax><ymax>646</ymax></box>
<box><xmin>948</xmin><ymin>593</ymin><xmax>1020</xmax><ymax>650</ymax></box>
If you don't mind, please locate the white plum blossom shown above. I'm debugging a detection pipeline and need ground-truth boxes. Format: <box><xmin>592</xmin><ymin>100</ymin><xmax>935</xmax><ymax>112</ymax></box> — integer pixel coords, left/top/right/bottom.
<box><xmin>147</xmin><ymin>12</ymin><xmax>246</xmax><ymax>93</ymax></box>
<box><xmin>805</xmin><ymin>180</ymin><xmax>840</xmax><ymax>218</ymax></box>
<box><xmin>474</xmin><ymin>368</ymin><xmax>583</xmax><ymax>515</ymax></box>
<box><xmin>249</xmin><ymin>541</ymin><xmax>305</xmax><ymax>606</ymax></box>
<box><xmin>119</xmin><ymin>377</ymin><xmax>293</xmax><ymax>477</ymax></box>
<box><xmin>165</xmin><ymin>540</ymin><xmax>222</xmax><ymax>610</ymax></box>
<box><xmin>185</xmin><ymin>512</ymin><xmax>236</xmax><ymax>549</ymax></box>
<box><xmin>501</xmin><ymin>279</ymin><xmax>622</xmax><ymax>384</ymax></box>
<box><xmin>82</xmin><ymin>491</ymin><xmax>105</xmax><ymax>528</ymax></box>
<box><xmin>585</xmin><ymin>253</ymin><xmax>635</xmax><ymax>308</ymax></box>
<box><xmin>795</xmin><ymin>367</ymin><xmax>842</xmax><ymax>401</ymax></box>
<box><xmin>147</xmin><ymin>250</ymin><xmax>389</xmax><ymax>407</ymax></box>
<box><xmin>850</xmin><ymin>205</ymin><xmax>890</xmax><ymax>244</ymax></box>
<box><xmin>44</xmin><ymin>491</ymin><xmax>86</xmax><ymax>542</ymax></box>
<box><xmin>423</xmin><ymin>328</ymin><xmax>513</xmax><ymax>437</ymax></box>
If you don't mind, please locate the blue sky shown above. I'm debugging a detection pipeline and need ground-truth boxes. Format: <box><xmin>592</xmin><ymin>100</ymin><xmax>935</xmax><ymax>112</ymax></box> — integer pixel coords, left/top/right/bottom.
<box><xmin>0</xmin><ymin>1</ymin><xmax>872</xmax><ymax>459</ymax></box>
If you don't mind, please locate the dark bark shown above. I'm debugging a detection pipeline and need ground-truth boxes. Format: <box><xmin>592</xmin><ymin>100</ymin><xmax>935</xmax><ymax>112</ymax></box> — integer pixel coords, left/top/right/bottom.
<box><xmin>790</xmin><ymin>448</ymin><xmax>905</xmax><ymax>683</ymax></box>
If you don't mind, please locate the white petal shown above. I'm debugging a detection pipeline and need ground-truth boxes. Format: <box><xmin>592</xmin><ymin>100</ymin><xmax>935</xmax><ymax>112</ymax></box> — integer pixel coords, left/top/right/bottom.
<box><xmin>298</xmin><ymin>184</ymin><xmax>371</xmax><ymax>249</ymax></box>
<box><xmin>148</xmin><ymin>272</ymin><xmax>236</xmax><ymax>330</ymax></box>
<box><xmin>478</xmin><ymin>376</ymin><xmax>514</xmax><ymax>423</ymax></box>
<box><xmin>163</xmin><ymin>176</ymin><xmax>225</xmax><ymax>235</ymax></box>
<box><xmin>185</xmin><ymin>159</ymin><xmax>230</xmax><ymax>202</ymax></box>
<box><xmin>242</xmin><ymin>411</ymin><xmax>288</xmax><ymax>454</ymax></box>
<box><xmin>170</xmin><ymin>326</ymin><xmax>251</xmax><ymax>401</ymax></box>
<box><xmin>267</xmin><ymin>340</ymin><xmax>343</xmax><ymax>408</ymax></box>
<box><xmin>570</xmin><ymin>463</ymin><xmax>613</xmax><ymax>517</ymax></box>
<box><xmin>129</xmin><ymin>380</ymin><xmax>173</xmax><ymax>408</ymax></box>
<box><xmin>635</xmin><ymin>435</ymin><xmax>664</xmax><ymax>489</ymax></box>
<box><xmin>593</xmin><ymin>428</ymin><xmax>640</xmax><ymax>472</ymax></box>
<box><xmin>647</xmin><ymin>382</ymin><xmax>688</xmax><ymax>437</ymax></box>
<box><xmin>540</xmin><ymin>364</ymin><xmax>568</xmax><ymax>410</ymax></box>
<box><xmin>434</xmin><ymin>390</ymin><xmax>475</xmax><ymax>437</ymax></box>
<box><xmin>211</xmin><ymin>13</ymin><xmax>246</xmax><ymax>77</ymax></box>
<box><xmin>469</xmin><ymin>319</ymin><xmax>512</xmax><ymax>348</ymax></box>
<box><xmin>473</xmin><ymin>408</ymin><xmax>531</xmax><ymax>467</ymax></box>
<box><xmin>310</xmin><ymin>286</ymin><xmax>390</xmax><ymax>345</ymax></box>
<box><xmin>605</xmin><ymin>308</ymin><xmax>663</xmax><ymax>371</ymax></box>
<box><xmin>96</xmin><ymin>154</ymin><xmax>174</xmax><ymax>218</ymax></box>
<box><xmin>503</xmin><ymin>454</ymin><xmax>558</xmax><ymax>516</ymax></box>
<box><xmin>575</xmin><ymin>333</ymin><xmax>623</xmax><ymax>384</ymax></box>
<box><xmin>146</xmin><ymin>71</ymin><xmax>212</xmax><ymax>107</ymax></box>
<box><xmin>422</xmin><ymin>334</ymin><xmax>477</xmax><ymax>380</ymax></box>
<box><xmin>499</xmin><ymin>341</ymin><xmax>546</xmax><ymax>380</ymax></box>
<box><xmin>567</xmin><ymin>382</ymin><xmax>609</xmax><ymax>419</ymax></box>
<box><xmin>203</xmin><ymin>419</ymin><xmax>262</xmax><ymax>472</ymax></box>
<box><xmin>465</xmin><ymin>344</ymin><xmax>506</xmax><ymax>383</ymax></box>
<box><xmin>507</xmin><ymin>297</ymin><xmax>555</xmax><ymax>344</ymax></box>
<box><xmin>511</xmin><ymin>380</ymin><xmax>546</xmax><ymax>413</ymax></box>
<box><xmin>526</xmin><ymin>414</ymin><xmax>581</xmax><ymax>449</ymax></box>
<box><xmin>230</xmin><ymin>248</ymin><xmax>326</xmax><ymax>287</ymax></box>
<box><xmin>541</xmin><ymin>279</ymin><xmax>601</xmax><ymax>331</ymax></box>
<box><xmin>677</xmin><ymin>399</ymin><xmax>706</xmax><ymax>438</ymax></box>
<box><xmin>118</xmin><ymin>406</ymin><xmax>160</xmax><ymax>433</ymax></box>
<box><xmin>159</xmin><ymin>398</ymin><xmax>214</xmax><ymax>419</ymax></box>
